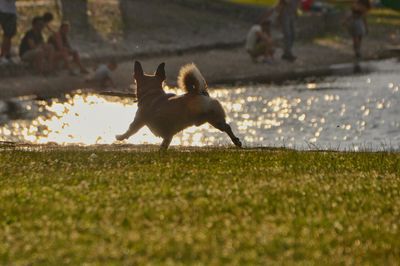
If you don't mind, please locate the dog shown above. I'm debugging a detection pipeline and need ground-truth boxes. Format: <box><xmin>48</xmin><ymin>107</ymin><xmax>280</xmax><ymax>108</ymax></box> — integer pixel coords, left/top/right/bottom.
<box><xmin>116</xmin><ymin>61</ymin><xmax>242</xmax><ymax>150</ymax></box>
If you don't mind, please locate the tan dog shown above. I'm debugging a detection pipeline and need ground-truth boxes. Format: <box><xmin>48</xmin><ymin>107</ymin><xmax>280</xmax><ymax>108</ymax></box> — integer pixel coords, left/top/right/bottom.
<box><xmin>116</xmin><ymin>61</ymin><xmax>242</xmax><ymax>150</ymax></box>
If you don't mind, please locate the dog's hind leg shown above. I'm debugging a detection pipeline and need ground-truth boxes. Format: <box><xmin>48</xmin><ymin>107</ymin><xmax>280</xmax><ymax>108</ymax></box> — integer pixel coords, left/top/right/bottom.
<box><xmin>116</xmin><ymin>118</ymin><xmax>144</xmax><ymax>141</ymax></box>
<box><xmin>160</xmin><ymin>136</ymin><xmax>173</xmax><ymax>151</ymax></box>
<box><xmin>209</xmin><ymin>121</ymin><xmax>242</xmax><ymax>148</ymax></box>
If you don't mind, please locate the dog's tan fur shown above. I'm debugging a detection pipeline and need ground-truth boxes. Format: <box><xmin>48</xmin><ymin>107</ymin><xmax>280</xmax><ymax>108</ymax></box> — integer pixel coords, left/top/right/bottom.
<box><xmin>116</xmin><ymin>61</ymin><xmax>242</xmax><ymax>150</ymax></box>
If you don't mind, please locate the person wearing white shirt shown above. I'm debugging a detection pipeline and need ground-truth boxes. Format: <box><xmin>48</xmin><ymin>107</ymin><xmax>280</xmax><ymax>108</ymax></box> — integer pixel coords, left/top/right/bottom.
<box><xmin>85</xmin><ymin>60</ymin><xmax>118</xmax><ymax>89</ymax></box>
<box><xmin>0</xmin><ymin>0</ymin><xmax>17</xmax><ymax>64</ymax></box>
<box><xmin>245</xmin><ymin>20</ymin><xmax>275</xmax><ymax>63</ymax></box>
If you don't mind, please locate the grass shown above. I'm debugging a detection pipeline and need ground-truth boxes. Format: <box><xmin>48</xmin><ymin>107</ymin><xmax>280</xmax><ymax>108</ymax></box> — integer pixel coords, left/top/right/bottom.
<box><xmin>368</xmin><ymin>8</ymin><xmax>400</xmax><ymax>27</ymax></box>
<box><xmin>229</xmin><ymin>0</ymin><xmax>277</xmax><ymax>6</ymax></box>
<box><xmin>0</xmin><ymin>146</ymin><xmax>399</xmax><ymax>265</ymax></box>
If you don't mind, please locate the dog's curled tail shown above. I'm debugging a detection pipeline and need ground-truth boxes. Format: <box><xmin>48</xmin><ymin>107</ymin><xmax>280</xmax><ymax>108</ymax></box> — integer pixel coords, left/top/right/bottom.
<box><xmin>178</xmin><ymin>63</ymin><xmax>208</xmax><ymax>95</ymax></box>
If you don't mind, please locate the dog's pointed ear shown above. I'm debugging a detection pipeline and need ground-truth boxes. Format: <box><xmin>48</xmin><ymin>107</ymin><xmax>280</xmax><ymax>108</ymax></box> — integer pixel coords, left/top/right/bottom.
<box><xmin>134</xmin><ymin>61</ymin><xmax>143</xmax><ymax>79</ymax></box>
<box><xmin>155</xmin><ymin>62</ymin><xmax>166</xmax><ymax>81</ymax></box>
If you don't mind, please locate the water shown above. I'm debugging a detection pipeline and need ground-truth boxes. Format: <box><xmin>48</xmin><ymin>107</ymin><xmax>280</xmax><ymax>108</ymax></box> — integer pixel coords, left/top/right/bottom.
<box><xmin>0</xmin><ymin>59</ymin><xmax>399</xmax><ymax>151</ymax></box>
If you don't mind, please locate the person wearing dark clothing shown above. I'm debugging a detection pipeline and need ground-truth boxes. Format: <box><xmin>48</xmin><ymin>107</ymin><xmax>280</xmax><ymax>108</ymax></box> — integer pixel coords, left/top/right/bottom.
<box><xmin>48</xmin><ymin>21</ymin><xmax>88</xmax><ymax>75</ymax></box>
<box><xmin>19</xmin><ymin>27</ymin><xmax>44</xmax><ymax>57</ymax></box>
<box><xmin>0</xmin><ymin>0</ymin><xmax>17</xmax><ymax>64</ymax></box>
<box><xmin>42</xmin><ymin>12</ymin><xmax>54</xmax><ymax>26</ymax></box>
<box><xmin>19</xmin><ymin>16</ymin><xmax>54</xmax><ymax>74</ymax></box>
<box><xmin>42</xmin><ymin>12</ymin><xmax>55</xmax><ymax>35</ymax></box>
<box><xmin>277</xmin><ymin>0</ymin><xmax>300</xmax><ymax>62</ymax></box>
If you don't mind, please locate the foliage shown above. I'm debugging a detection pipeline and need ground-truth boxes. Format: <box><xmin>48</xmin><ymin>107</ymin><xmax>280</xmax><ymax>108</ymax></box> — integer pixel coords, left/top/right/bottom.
<box><xmin>0</xmin><ymin>147</ymin><xmax>399</xmax><ymax>264</ymax></box>
<box><xmin>368</xmin><ymin>8</ymin><xmax>400</xmax><ymax>26</ymax></box>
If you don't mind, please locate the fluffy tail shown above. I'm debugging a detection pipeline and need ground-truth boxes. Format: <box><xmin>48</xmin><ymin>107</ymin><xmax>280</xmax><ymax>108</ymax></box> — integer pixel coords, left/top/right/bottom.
<box><xmin>178</xmin><ymin>63</ymin><xmax>208</xmax><ymax>95</ymax></box>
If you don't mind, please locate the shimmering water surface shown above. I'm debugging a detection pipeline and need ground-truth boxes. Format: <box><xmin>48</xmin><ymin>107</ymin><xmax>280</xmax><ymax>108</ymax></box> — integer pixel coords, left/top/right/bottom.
<box><xmin>1</xmin><ymin>60</ymin><xmax>399</xmax><ymax>151</ymax></box>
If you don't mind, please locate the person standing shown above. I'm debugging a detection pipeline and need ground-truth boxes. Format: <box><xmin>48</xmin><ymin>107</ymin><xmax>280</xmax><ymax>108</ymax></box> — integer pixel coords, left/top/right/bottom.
<box><xmin>278</xmin><ymin>0</ymin><xmax>300</xmax><ymax>62</ymax></box>
<box><xmin>0</xmin><ymin>0</ymin><xmax>17</xmax><ymax>64</ymax></box>
<box><xmin>345</xmin><ymin>0</ymin><xmax>371</xmax><ymax>60</ymax></box>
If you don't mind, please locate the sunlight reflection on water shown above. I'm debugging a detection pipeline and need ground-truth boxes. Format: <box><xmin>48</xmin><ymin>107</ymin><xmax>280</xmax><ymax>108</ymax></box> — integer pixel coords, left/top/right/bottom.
<box><xmin>0</xmin><ymin>60</ymin><xmax>399</xmax><ymax>151</ymax></box>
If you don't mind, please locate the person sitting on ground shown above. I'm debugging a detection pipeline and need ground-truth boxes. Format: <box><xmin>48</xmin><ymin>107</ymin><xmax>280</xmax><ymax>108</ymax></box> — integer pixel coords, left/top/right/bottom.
<box><xmin>42</xmin><ymin>12</ymin><xmax>55</xmax><ymax>34</ymax></box>
<box><xmin>245</xmin><ymin>20</ymin><xmax>275</xmax><ymax>63</ymax></box>
<box><xmin>344</xmin><ymin>0</ymin><xmax>371</xmax><ymax>60</ymax></box>
<box><xmin>0</xmin><ymin>0</ymin><xmax>17</xmax><ymax>64</ymax></box>
<box><xmin>85</xmin><ymin>59</ymin><xmax>118</xmax><ymax>89</ymax></box>
<box><xmin>48</xmin><ymin>21</ymin><xmax>88</xmax><ymax>75</ymax></box>
<box><xmin>19</xmin><ymin>16</ymin><xmax>54</xmax><ymax>74</ymax></box>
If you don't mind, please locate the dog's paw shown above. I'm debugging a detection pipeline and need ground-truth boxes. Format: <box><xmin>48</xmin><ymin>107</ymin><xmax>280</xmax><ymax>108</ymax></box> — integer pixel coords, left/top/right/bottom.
<box><xmin>233</xmin><ymin>138</ymin><xmax>242</xmax><ymax>148</ymax></box>
<box><xmin>115</xmin><ymin>134</ymin><xmax>125</xmax><ymax>141</ymax></box>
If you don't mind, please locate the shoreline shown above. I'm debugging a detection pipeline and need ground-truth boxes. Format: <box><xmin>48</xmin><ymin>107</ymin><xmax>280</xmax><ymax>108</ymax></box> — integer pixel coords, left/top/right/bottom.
<box><xmin>1</xmin><ymin>1</ymin><xmax>399</xmax><ymax>100</ymax></box>
<box><xmin>0</xmin><ymin>41</ymin><xmax>398</xmax><ymax>100</ymax></box>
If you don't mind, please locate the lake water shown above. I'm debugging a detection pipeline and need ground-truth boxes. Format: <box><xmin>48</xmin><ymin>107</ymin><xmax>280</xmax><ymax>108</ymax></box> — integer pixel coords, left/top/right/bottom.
<box><xmin>0</xmin><ymin>59</ymin><xmax>399</xmax><ymax>151</ymax></box>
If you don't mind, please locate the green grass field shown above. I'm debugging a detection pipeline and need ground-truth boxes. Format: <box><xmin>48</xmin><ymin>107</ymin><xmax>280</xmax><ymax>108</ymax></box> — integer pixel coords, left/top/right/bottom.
<box><xmin>0</xmin><ymin>147</ymin><xmax>399</xmax><ymax>264</ymax></box>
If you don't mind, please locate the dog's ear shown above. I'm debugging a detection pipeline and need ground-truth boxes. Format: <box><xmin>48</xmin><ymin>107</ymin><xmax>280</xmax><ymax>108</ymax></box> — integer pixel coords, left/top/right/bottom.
<box><xmin>134</xmin><ymin>61</ymin><xmax>144</xmax><ymax>80</ymax></box>
<box><xmin>155</xmin><ymin>62</ymin><xmax>166</xmax><ymax>81</ymax></box>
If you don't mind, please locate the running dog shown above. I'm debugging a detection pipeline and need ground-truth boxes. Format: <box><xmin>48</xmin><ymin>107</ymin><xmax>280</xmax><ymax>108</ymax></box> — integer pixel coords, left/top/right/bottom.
<box><xmin>116</xmin><ymin>61</ymin><xmax>242</xmax><ymax>150</ymax></box>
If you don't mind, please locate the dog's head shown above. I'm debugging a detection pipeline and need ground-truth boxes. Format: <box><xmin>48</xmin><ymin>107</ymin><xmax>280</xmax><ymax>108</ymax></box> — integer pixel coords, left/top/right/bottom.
<box><xmin>134</xmin><ymin>61</ymin><xmax>166</xmax><ymax>99</ymax></box>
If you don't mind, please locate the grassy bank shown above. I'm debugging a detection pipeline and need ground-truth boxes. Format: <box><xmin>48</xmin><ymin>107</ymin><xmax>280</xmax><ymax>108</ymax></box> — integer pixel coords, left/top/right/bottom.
<box><xmin>0</xmin><ymin>147</ymin><xmax>399</xmax><ymax>264</ymax></box>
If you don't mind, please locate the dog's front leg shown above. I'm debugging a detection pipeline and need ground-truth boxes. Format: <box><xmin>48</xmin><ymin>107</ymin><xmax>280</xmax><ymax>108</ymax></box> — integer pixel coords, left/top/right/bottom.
<box><xmin>209</xmin><ymin>121</ymin><xmax>242</xmax><ymax>148</ymax></box>
<box><xmin>116</xmin><ymin>118</ymin><xmax>144</xmax><ymax>141</ymax></box>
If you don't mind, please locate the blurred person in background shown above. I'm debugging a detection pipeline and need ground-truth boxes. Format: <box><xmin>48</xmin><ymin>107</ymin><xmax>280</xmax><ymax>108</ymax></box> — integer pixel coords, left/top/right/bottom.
<box><xmin>42</xmin><ymin>12</ymin><xmax>55</xmax><ymax>34</ymax></box>
<box><xmin>245</xmin><ymin>20</ymin><xmax>275</xmax><ymax>64</ymax></box>
<box><xmin>344</xmin><ymin>0</ymin><xmax>371</xmax><ymax>60</ymax></box>
<box><xmin>19</xmin><ymin>16</ymin><xmax>54</xmax><ymax>74</ymax></box>
<box><xmin>0</xmin><ymin>0</ymin><xmax>16</xmax><ymax>64</ymax></box>
<box><xmin>277</xmin><ymin>0</ymin><xmax>300</xmax><ymax>62</ymax></box>
<box><xmin>85</xmin><ymin>59</ymin><xmax>118</xmax><ymax>89</ymax></box>
<box><xmin>48</xmin><ymin>21</ymin><xmax>88</xmax><ymax>75</ymax></box>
